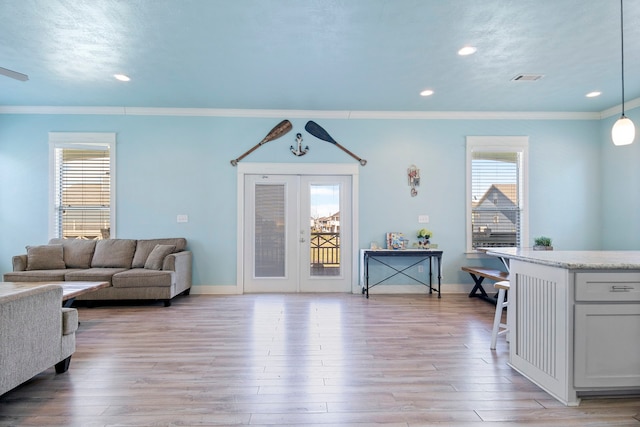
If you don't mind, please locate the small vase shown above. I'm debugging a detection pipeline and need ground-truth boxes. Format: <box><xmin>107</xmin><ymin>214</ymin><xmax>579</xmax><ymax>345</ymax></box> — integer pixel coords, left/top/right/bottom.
<box><xmin>533</xmin><ymin>245</ymin><xmax>553</xmax><ymax>251</ymax></box>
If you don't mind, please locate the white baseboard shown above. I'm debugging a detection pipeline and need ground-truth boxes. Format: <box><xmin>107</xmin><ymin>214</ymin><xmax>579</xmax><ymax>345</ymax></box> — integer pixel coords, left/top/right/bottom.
<box><xmin>355</xmin><ymin>283</ymin><xmax>473</xmax><ymax>295</ymax></box>
<box><xmin>189</xmin><ymin>283</ymin><xmax>475</xmax><ymax>295</ymax></box>
<box><xmin>189</xmin><ymin>285</ymin><xmax>242</xmax><ymax>295</ymax></box>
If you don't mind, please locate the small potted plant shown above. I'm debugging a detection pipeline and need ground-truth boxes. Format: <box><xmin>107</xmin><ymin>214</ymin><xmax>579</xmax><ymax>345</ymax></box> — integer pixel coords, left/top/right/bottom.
<box><xmin>533</xmin><ymin>236</ymin><xmax>553</xmax><ymax>251</ymax></box>
<box><xmin>416</xmin><ymin>228</ymin><xmax>432</xmax><ymax>247</ymax></box>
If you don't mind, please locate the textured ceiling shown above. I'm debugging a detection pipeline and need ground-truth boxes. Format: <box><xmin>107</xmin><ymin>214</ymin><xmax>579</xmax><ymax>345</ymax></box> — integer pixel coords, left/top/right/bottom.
<box><xmin>0</xmin><ymin>0</ymin><xmax>639</xmax><ymax>113</ymax></box>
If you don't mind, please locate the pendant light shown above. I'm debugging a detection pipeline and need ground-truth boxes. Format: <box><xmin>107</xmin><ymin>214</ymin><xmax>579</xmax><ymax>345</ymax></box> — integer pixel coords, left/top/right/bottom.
<box><xmin>612</xmin><ymin>0</ymin><xmax>635</xmax><ymax>146</ymax></box>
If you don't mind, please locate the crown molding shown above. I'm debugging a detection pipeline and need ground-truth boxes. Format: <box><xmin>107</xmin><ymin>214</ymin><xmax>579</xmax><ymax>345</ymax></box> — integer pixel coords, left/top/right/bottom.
<box><xmin>0</xmin><ymin>106</ymin><xmax>126</xmax><ymax>115</ymax></box>
<box><xmin>1</xmin><ymin>105</ymin><xmax>635</xmax><ymax>121</ymax></box>
<box><xmin>599</xmin><ymin>97</ymin><xmax>640</xmax><ymax>119</ymax></box>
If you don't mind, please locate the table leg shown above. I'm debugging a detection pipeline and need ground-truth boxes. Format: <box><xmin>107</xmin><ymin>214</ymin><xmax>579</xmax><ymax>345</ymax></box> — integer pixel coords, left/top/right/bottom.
<box><xmin>428</xmin><ymin>258</ymin><xmax>433</xmax><ymax>295</ymax></box>
<box><xmin>467</xmin><ymin>274</ymin><xmax>498</xmax><ymax>304</ymax></box>
<box><xmin>365</xmin><ymin>254</ymin><xmax>370</xmax><ymax>298</ymax></box>
<box><xmin>437</xmin><ymin>255</ymin><xmax>442</xmax><ymax>298</ymax></box>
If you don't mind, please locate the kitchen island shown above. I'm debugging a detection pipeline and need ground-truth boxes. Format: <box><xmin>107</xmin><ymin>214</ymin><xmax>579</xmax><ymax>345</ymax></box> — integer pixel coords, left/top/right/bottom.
<box><xmin>486</xmin><ymin>248</ymin><xmax>640</xmax><ymax>406</ymax></box>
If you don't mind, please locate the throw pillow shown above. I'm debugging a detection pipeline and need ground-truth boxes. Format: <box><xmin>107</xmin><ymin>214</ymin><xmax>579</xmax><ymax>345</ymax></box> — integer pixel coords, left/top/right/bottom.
<box><xmin>49</xmin><ymin>238</ymin><xmax>96</xmax><ymax>269</ymax></box>
<box><xmin>144</xmin><ymin>244</ymin><xmax>176</xmax><ymax>270</ymax></box>
<box><xmin>131</xmin><ymin>238</ymin><xmax>186</xmax><ymax>268</ymax></box>
<box><xmin>26</xmin><ymin>244</ymin><xmax>66</xmax><ymax>270</ymax></box>
<box><xmin>91</xmin><ymin>239</ymin><xmax>137</xmax><ymax>268</ymax></box>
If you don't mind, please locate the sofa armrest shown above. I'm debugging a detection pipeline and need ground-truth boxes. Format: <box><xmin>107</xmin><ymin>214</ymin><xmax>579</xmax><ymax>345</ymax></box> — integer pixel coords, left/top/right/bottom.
<box><xmin>0</xmin><ymin>284</ymin><xmax>68</xmax><ymax>395</ymax></box>
<box><xmin>61</xmin><ymin>308</ymin><xmax>78</xmax><ymax>336</ymax></box>
<box><xmin>12</xmin><ymin>254</ymin><xmax>27</xmax><ymax>271</ymax></box>
<box><xmin>163</xmin><ymin>251</ymin><xmax>192</xmax><ymax>294</ymax></box>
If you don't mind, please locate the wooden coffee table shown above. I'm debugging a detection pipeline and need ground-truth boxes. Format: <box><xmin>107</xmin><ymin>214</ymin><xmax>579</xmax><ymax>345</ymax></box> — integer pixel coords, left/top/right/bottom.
<box><xmin>0</xmin><ymin>281</ymin><xmax>110</xmax><ymax>307</ymax></box>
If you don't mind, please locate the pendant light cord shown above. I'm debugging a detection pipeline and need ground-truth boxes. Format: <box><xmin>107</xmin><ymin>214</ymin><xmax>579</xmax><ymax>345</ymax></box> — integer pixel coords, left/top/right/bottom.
<box><xmin>620</xmin><ymin>0</ymin><xmax>626</xmax><ymax>116</ymax></box>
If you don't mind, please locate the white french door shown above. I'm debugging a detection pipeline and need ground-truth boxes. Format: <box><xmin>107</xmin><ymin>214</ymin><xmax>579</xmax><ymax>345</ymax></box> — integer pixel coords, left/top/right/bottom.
<box><xmin>243</xmin><ymin>173</ymin><xmax>352</xmax><ymax>293</ymax></box>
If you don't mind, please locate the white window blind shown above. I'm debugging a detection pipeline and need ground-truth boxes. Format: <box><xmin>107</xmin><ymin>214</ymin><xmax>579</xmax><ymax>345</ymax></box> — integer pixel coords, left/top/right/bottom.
<box><xmin>254</xmin><ymin>184</ymin><xmax>286</xmax><ymax>277</ymax></box>
<box><xmin>466</xmin><ymin>136</ymin><xmax>528</xmax><ymax>251</ymax></box>
<box><xmin>54</xmin><ymin>147</ymin><xmax>111</xmax><ymax>239</ymax></box>
<box><xmin>49</xmin><ymin>132</ymin><xmax>115</xmax><ymax>240</ymax></box>
<box><xmin>471</xmin><ymin>152</ymin><xmax>522</xmax><ymax>248</ymax></box>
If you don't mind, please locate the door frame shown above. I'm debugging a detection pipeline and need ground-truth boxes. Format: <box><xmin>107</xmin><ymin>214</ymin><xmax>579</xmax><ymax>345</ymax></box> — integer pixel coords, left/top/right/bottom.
<box><xmin>237</xmin><ymin>163</ymin><xmax>360</xmax><ymax>294</ymax></box>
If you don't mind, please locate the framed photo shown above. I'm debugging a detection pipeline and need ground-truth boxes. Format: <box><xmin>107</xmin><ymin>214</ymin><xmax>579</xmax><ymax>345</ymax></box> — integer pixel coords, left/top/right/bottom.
<box><xmin>386</xmin><ymin>232</ymin><xmax>406</xmax><ymax>250</ymax></box>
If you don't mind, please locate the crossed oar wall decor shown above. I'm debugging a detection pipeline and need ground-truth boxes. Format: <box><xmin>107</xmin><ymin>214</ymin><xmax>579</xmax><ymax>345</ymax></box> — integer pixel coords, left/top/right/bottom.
<box><xmin>230</xmin><ymin>120</ymin><xmax>367</xmax><ymax>166</ymax></box>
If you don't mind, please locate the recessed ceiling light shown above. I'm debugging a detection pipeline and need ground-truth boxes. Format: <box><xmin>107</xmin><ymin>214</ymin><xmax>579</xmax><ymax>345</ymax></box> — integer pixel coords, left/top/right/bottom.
<box><xmin>586</xmin><ymin>91</ymin><xmax>602</xmax><ymax>98</ymax></box>
<box><xmin>420</xmin><ymin>89</ymin><xmax>434</xmax><ymax>97</ymax></box>
<box><xmin>458</xmin><ymin>46</ymin><xmax>477</xmax><ymax>56</ymax></box>
<box><xmin>114</xmin><ymin>74</ymin><xmax>130</xmax><ymax>82</ymax></box>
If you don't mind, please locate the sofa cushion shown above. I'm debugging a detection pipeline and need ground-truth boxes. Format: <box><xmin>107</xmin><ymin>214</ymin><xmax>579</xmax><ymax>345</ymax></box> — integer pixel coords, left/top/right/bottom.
<box><xmin>112</xmin><ymin>269</ymin><xmax>174</xmax><ymax>288</ymax></box>
<box><xmin>25</xmin><ymin>245</ymin><xmax>66</xmax><ymax>270</ymax></box>
<box><xmin>91</xmin><ymin>239</ymin><xmax>137</xmax><ymax>268</ymax></box>
<box><xmin>4</xmin><ymin>269</ymin><xmax>78</xmax><ymax>282</ymax></box>
<box><xmin>144</xmin><ymin>245</ymin><xmax>176</xmax><ymax>270</ymax></box>
<box><xmin>49</xmin><ymin>238</ymin><xmax>96</xmax><ymax>269</ymax></box>
<box><xmin>131</xmin><ymin>238</ymin><xmax>186</xmax><ymax>268</ymax></box>
<box><xmin>65</xmin><ymin>268</ymin><xmax>128</xmax><ymax>283</ymax></box>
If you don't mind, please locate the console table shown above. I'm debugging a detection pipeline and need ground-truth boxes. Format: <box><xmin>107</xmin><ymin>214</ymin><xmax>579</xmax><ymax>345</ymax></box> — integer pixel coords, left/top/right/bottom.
<box><xmin>360</xmin><ymin>249</ymin><xmax>442</xmax><ymax>298</ymax></box>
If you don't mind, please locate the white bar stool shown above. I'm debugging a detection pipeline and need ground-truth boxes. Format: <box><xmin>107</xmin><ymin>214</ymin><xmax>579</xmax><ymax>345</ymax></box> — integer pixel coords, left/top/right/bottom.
<box><xmin>490</xmin><ymin>280</ymin><xmax>510</xmax><ymax>350</ymax></box>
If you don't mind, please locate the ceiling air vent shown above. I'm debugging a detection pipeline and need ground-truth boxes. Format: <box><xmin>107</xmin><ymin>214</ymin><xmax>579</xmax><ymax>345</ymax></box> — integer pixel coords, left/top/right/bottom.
<box><xmin>512</xmin><ymin>74</ymin><xmax>544</xmax><ymax>82</ymax></box>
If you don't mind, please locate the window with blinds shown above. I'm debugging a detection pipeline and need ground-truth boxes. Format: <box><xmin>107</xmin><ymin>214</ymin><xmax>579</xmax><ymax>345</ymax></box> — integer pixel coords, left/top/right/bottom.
<box><xmin>466</xmin><ymin>137</ymin><xmax>528</xmax><ymax>251</ymax></box>
<box><xmin>49</xmin><ymin>133</ymin><xmax>115</xmax><ymax>240</ymax></box>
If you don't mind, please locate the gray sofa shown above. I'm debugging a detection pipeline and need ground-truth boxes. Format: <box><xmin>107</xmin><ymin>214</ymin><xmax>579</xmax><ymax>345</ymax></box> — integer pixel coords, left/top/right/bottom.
<box><xmin>1</xmin><ymin>284</ymin><xmax>78</xmax><ymax>396</ymax></box>
<box><xmin>4</xmin><ymin>238</ymin><xmax>192</xmax><ymax>307</ymax></box>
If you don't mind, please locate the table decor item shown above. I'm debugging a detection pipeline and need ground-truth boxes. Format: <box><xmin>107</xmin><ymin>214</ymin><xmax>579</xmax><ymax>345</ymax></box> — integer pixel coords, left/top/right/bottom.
<box><xmin>416</xmin><ymin>228</ymin><xmax>432</xmax><ymax>247</ymax></box>
<box><xmin>533</xmin><ymin>236</ymin><xmax>553</xmax><ymax>250</ymax></box>
<box><xmin>386</xmin><ymin>232</ymin><xmax>406</xmax><ymax>250</ymax></box>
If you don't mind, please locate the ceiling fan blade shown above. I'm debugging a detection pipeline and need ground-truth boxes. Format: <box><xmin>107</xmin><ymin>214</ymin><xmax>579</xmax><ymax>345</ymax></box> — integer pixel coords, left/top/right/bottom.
<box><xmin>0</xmin><ymin>66</ymin><xmax>29</xmax><ymax>81</ymax></box>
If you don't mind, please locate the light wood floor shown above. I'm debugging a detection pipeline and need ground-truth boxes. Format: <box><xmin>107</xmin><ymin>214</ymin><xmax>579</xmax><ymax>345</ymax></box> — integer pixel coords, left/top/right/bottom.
<box><xmin>1</xmin><ymin>293</ymin><xmax>639</xmax><ymax>426</ymax></box>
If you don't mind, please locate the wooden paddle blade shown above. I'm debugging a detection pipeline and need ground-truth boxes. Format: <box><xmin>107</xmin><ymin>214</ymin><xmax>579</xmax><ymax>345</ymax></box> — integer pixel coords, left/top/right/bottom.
<box><xmin>0</xmin><ymin>66</ymin><xmax>29</xmax><ymax>81</ymax></box>
<box><xmin>260</xmin><ymin>119</ymin><xmax>293</xmax><ymax>144</ymax></box>
<box><xmin>305</xmin><ymin>120</ymin><xmax>367</xmax><ymax>166</ymax></box>
<box><xmin>231</xmin><ymin>119</ymin><xmax>292</xmax><ymax>166</ymax></box>
<box><xmin>305</xmin><ymin>121</ymin><xmax>337</xmax><ymax>144</ymax></box>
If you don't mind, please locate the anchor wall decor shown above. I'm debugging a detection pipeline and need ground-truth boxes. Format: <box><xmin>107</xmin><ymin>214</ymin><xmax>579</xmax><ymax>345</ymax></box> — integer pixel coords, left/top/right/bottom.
<box><xmin>290</xmin><ymin>133</ymin><xmax>309</xmax><ymax>157</ymax></box>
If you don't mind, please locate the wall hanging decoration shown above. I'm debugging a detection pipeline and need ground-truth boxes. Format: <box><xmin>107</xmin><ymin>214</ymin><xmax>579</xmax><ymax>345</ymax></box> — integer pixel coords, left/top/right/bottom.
<box><xmin>230</xmin><ymin>119</ymin><xmax>292</xmax><ymax>166</ymax></box>
<box><xmin>290</xmin><ymin>133</ymin><xmax>309</xmax><ymax>157</ymax></box>
<box><xmin>304</xmin><ymin>120</ymin><xmax>367</xmax><ymax>165</ymax></box>
<box><xmin>408</xmin><ymin>164</ymin><xmax>420</xmax><ymax>196</ymax></box>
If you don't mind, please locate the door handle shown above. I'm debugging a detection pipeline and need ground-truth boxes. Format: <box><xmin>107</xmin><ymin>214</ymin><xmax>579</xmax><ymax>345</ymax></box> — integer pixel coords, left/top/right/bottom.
<box><xmin>611</xmin><ymin>285</ymin><xmax>634</xmax><ymax>292</ymax></box>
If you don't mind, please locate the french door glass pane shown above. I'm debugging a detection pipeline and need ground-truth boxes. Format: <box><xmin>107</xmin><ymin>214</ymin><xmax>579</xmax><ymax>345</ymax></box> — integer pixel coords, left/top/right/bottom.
<box><xmin>255</xmin><ymin>184</ymin><xmax>285</xmax><ymax>277</ymax></box>
<box><xmin>309</xmin><ymin>184</ymin><xmax>340</xmax><ymax>277</ymax></box>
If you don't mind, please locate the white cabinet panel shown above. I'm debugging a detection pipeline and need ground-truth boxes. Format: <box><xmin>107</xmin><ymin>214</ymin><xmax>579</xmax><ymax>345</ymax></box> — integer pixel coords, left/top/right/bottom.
<box><xmin>575</xmin><ymin>272</ymin><xmax>640</xmax><ymax>302</ymax></box>
<box><xmin>574</xmin><ymin>304</ymin><xmax>640</xmax><ymax>387</ymax></box>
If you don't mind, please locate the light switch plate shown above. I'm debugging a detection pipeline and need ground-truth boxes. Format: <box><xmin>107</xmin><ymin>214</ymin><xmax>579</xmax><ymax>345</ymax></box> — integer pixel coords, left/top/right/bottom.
<box><xmin>418</xmin><ymin>215</ymin><xmax>429</xmax><ymax>223</ymax></box>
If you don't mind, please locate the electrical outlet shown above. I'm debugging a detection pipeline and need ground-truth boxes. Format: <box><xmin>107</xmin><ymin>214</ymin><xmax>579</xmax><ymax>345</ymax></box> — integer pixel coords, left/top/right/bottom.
<box><xmin>418</xmin><ymin>215</ymin><xmax>429</xmax><ymax>223</ymax></box>
<box><xmin>177</xmin><ymin>214</ymin><xmax>188</xmax><ymax>223</ymax></box>
<box><xmin>418</xmin><ymin>265</ymin><xmax>424</xmax><ymax>273</ymax></box>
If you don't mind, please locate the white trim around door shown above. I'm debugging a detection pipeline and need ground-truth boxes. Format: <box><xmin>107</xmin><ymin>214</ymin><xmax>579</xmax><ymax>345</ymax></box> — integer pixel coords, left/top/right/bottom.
<box><xmin>237</xmin><ymin>163</ymin><xmax>360</xmax><ymax>294</ymax></box>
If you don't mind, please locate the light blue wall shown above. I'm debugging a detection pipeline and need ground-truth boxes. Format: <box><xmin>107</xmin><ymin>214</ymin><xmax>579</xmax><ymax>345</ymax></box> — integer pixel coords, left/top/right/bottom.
<box><xmin>601</xmin><ymin>108</ymin><xmax>640</xmax><ymax>250</ymax></box>
<box><xmin>0</xmin><ymin>112</ymin><xmax>609</xmax><ymax>289</ymax></box>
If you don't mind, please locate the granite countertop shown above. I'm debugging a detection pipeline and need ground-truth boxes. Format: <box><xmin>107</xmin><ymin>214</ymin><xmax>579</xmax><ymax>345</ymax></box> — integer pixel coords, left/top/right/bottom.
<box><xmin>484</xmin><ymin>248</ymin><xmax>640</xmax><ymax>270</ymax></box>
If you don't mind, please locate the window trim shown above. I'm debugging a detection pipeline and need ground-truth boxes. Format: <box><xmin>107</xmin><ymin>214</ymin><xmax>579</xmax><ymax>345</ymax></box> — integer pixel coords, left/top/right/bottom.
<box><xmin>466</xmin><ymin>136</ymin><xmax>529</xmax><ymax>252</ymax></box>
<box><xmin>48</xmin><ymin>132</ymin><xmax>117</xmax><ymax>240</ymax></box>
